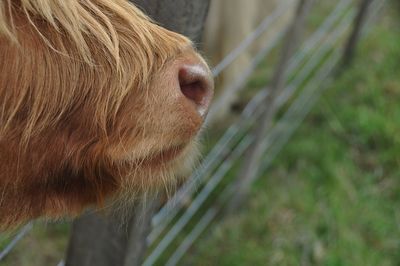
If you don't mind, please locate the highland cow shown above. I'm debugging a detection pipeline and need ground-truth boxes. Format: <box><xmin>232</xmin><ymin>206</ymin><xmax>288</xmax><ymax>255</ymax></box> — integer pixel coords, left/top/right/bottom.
<box><xmin>0</xmin><ymin>0</ymin><xmax>213</xmax><ymax>229</ymax></box>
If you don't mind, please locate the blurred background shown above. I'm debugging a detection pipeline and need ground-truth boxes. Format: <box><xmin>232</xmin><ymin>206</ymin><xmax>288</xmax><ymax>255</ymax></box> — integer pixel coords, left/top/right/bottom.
<box><xmin>1</xmin><ymin>0</ymin><xmax>399</xmax><ymax>265</ymax></box>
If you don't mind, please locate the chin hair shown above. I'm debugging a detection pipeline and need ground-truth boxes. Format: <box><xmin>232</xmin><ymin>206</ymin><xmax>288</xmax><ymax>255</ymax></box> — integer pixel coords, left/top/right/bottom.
<box><xmin>109</xmin><ymin>140</ymin><xmax>201</xmax><ymax>216</ymax></box>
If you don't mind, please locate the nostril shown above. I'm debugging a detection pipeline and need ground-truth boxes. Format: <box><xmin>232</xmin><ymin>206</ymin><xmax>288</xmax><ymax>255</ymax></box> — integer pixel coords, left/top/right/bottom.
<box><xmin>180</xmin><ymin>78</ymin><xmax>205</xmax><ymax>105</ymax></box>
<box><xmin>179</xmin><ymin>64</ymin><xmax>213</xmax><ymax>117</ymax></box>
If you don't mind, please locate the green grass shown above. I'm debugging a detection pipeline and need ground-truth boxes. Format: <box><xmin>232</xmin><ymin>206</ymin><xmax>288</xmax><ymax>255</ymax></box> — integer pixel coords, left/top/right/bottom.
<box><xmin>183</xmin><ymin>5</ymin><xmax>400</xmax><ymax>266</ymax></box>
<box><xmin>0</xmin><ymin>223</ymin><xmax>70</xmax><ymax>266</ymax></box>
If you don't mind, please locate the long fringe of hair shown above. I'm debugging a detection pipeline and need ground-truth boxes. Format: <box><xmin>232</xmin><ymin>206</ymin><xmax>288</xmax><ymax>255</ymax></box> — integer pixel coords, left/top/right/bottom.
<box><xmin>0</xmin><ymin>0</ymin><xmax>190</xmax><ymax>144</ymax></box>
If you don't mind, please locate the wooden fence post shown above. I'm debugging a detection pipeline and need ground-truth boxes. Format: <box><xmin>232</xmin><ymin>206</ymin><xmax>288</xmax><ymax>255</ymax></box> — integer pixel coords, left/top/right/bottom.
<box><xmin>133</xmin><ymin>0</ymin><xmax>210</xmax><ymax>44</ymax></box>
<box><xmin>65</xmin><ymin>199</ymin><xmax>159</xmax><ymax>266</ymax></box>
<box><xmin>341</xmin><ymin>0</ymin><xmax>374</xmax><ymax>67</ymax></box>
<box><xmin>64</xmin><ymin>1</ymin><xmax>210</xmax><ymax>266</ymax></box>
<box><xmin>228</xmin><ymin>0</ymin><xmax>314</xmax><ymax>212</ymax></box>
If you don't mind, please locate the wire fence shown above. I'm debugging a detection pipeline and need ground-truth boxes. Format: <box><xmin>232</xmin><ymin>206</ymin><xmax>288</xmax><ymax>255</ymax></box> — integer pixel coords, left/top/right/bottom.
<box><xmin>150</xmin><ymin>0</ymin><xmax>355</xmax><ymax>237</ymax></box>
<box><xmin>0</xmin><ymin>0</ymin><xmax>385</xmax><ymax>265</ymax></box>
<box><xmin>144</xmin><ymin>0</ymin><xmax>384</xmax><ymax>265</ymax></box>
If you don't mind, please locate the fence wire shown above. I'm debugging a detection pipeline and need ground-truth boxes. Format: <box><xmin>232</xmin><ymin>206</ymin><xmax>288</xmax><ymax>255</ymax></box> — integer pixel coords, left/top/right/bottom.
<box><xmin>148</xmin><ymin>0</ymin><xmax>354</xmax><ymax>245</ymax></box>
<box><xmin>210</xmin><ymin>0</ymin><xmax>295</xmax><ymax>77</ymax></box>
<box><xmin>166</xmin><ymin>44</ymin><xmax>341</xmax><ymax>266</ymax></box>
<box><xmin>0</xmin><ymin>223</ymin><xmax>33</xmax><ymax>261</ymax></box>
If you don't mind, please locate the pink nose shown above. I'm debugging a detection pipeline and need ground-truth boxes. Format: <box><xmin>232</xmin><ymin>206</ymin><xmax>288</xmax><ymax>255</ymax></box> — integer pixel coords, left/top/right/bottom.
<box><xmin>179</xmin><ymin>64</ymin><xmax>214</xmax><ymax>118</ymax></box>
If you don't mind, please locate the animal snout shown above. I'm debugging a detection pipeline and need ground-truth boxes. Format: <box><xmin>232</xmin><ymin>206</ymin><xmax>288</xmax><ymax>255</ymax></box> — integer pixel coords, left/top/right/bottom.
<box><xmin>178</xmin><ymin>62</ymin><xmax>214</xmax><ymax>118</ymax></box>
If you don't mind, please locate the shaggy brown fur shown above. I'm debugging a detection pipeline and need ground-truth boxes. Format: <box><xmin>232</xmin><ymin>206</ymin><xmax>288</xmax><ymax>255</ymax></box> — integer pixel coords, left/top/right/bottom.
<box><xmin>0</xmin><ymin>0</ymin><xmax>212</xmax><ymax>229</ymax></box>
